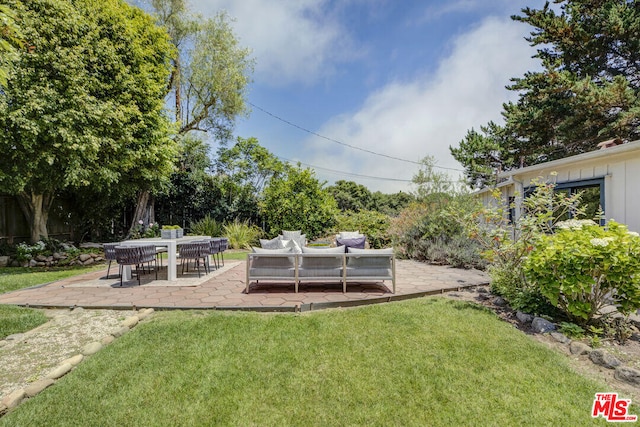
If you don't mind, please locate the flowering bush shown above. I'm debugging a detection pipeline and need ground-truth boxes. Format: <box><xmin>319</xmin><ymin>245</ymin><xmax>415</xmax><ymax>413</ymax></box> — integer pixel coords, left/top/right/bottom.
<box><xmin>524</xmin><ymin>220</ymin><xmax>640</xmax><ymax>323</ymax></box>
<box><xmin>15</xmin><ymin>241</ymin><xmax>47</xmax><ymax>262</ymax></box>
<box><xmin>463</xmin><ymin>177</ymin><xmax>585</xmax><ymax>315</ymax></box>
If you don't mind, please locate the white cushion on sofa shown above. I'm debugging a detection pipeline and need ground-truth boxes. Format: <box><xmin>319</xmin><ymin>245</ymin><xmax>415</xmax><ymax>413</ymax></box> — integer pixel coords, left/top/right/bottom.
<box><xmin>347</xmin><ymin>247</ymin><xmax>393</xmax><ymax>268</ymax></box>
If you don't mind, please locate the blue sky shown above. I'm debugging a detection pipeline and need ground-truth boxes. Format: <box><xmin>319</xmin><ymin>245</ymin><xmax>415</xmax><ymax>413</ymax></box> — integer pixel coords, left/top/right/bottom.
<box><xmin>138</xmin><ymin>0</ymin><xmax>547</xmax><ymax>193</ymax></box>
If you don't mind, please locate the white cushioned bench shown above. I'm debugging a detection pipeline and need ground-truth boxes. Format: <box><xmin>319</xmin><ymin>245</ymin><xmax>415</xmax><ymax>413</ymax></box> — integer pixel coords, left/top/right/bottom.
<box><xmin>246</xmin><ymin>247</ymin><xmax>395</xmax><ymax>294</ymax></box>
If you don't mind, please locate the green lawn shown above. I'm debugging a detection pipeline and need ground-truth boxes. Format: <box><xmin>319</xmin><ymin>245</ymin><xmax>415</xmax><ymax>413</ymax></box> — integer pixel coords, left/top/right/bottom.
<box><xmin>1</xmin><ymin>298</ymin><xmax>612</xmax><ymax>426</ymax></box>
<box><xmin>0</xmin><ymin>266</ymin><xmax>103</xmax><ymax>295</ymax></box>
<box><xmin>0</xmin><ymin>266</ymin><xmax>105</xmax><ymax>339</ymax></box>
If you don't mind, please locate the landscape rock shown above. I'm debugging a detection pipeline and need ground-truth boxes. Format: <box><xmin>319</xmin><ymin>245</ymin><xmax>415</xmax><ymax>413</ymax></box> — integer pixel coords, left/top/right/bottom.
<box><xmin>122</xmin><ymin>316</ymin><xmax>139</xmax><ymax>328</ymax></box>
<box><xmin>0</xmin><ymin>402</ymin><xmax>7</xmax><ymax>415</ymax></box>
<box><xmin>0</xmin><ymin>256</ymin><xmax>9</xmax><ymax>267</ymax></box>
<box><xmin>24</xmin><ymin>378</ymin><xmax>55</xmax><ymax>398</ymax></box>
<box><xmin>79</xmin><ymin>242</ymin><xmax>102</xmax><ymax>249</ymax></box>
<box><xmin>589</xmin><ymin>349</ymin><xmax>622</xmax><ymax>369</ymax></box>
<box><xmin>493</xmin><ymin>297</ymin><xmax>507</xmax><ymax>306</ymax></box>
<box><xmin>1</xmin><ymin>389</ymin><xmax>26</xmax><ymax>409</ymax></box>
<box><xmin>61</xmin><ymin>354</ymin><xmax>84</xmax><ymax>366</ymax></box>
<box><xmin>112</xmin><ymin>326</ymin><xmax>129</xmax><ymax>338</ymax></box>
<box><xmin>46</xmin><ymin>363</ymin><xmax>73</xmax><ymax>380</ymax></box>
<box><xmin>82</xmin><ymin>342</ymin><xmax>102</xmax><ymax>356</ymax></box>
<box><xmin>102</xmin><ymin>335</ymin><xmax>115</xmax><ymax>345</ymax></box>
<box><xmin>83</xmin><ymin>257</ymin><xmax>95</xmax><ymax>266</ymax></box>
<box><xmin>531</xmin><ymin>317</ymin><xmax>556</xmax><ymax>333</ymax></box>
<box><xmin>35</xmin><ymin>254</ymin><xmax>48</xmax><ymax>262</ymax></box>
<box><xmin>53</xmin><ymin>252</ymin><xmax>67</xmax><ymax>260</ymax></box>
<box><xmin>614</xmin><ymin>366</ymin><xmax>640</xmax><ymax>387</ymax></box>
<box><xmin>28</xmin><ymin>259</ymin><xmax>38</xmax><ymax>267</ymax></box>
<box><xmin>550</xmin><ymin>332</ymin><xmax>571</xmax><ymax>344</ymax></box>
<box><xmin>5</xmin><ymin>333</ymin><xmax>24</xmax><ymax>341</ymax></box>
<box><xmin>570</xmin><ymin>341</ymin><xmax>591</xmax><ymax>355</ymax></box>
<box><xmin>78</xmin><ymin>254</ymin><xmax>92</xmax><ymax>262</ymax></box>
<box><xmin>516</xmin><ymin>311</ymin><xmax>534</xmax><ymax>324</ymax></box>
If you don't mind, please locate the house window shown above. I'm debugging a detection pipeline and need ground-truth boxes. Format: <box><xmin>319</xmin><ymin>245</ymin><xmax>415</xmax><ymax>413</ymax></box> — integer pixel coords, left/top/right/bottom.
<box><xmin>555</xmin><ymin>178</ymin><xmax>605</xmax><ymax>225</ymax></box>
<box><xmin>523</xmin><ymin>178</ymin><xmax>605</xmax><ymax>225</ymax></box>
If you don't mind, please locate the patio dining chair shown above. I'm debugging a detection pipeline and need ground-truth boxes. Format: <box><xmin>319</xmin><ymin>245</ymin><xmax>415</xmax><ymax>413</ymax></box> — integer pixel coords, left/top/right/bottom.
<box><xmin>210</xmin><ymin>238</ymin><xmax>223</xmax><ymax>270</ymax></box>
<box><xmin>103</xmin><ymin>242</ymin><xmax>119</xmax><ymax>279</ymax></box>
<box><xmin>179</xmin><ymin>241</ymin><xmax>210</xmax><ymax>278</ymax></box>
<box><xmin>114</xmin><ymin>245</ymin><xmax>144</xmax><ymax>286</ymax></box>
<box><xmin>219</xmin><ymin>237</ymin><xmax>229</xmax><ymax>266</ymax></box>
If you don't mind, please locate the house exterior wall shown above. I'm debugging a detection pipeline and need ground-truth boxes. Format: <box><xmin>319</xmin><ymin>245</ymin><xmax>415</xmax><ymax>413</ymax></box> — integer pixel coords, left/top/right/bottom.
<box><xmin>477</xmin><ymin>140</ymin><xmax>640</xmax><ymax>232</ymax></box>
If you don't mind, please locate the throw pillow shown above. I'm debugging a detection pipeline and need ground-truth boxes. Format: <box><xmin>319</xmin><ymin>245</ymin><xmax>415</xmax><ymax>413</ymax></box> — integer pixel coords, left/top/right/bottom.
<box><xmin>259</xmin><ymin>236</ymin><xmax>281</xmax><ymax>249</ymax></box>
<box><xmin>250</xmin><ymin>246</ymin><xmax>294</xmax><ymax>268</ymax></box>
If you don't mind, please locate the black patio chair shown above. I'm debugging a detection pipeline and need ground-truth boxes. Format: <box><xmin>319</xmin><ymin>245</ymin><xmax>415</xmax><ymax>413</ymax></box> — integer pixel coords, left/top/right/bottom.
<box><xmin>179</xmin><ymin>241</ymin><xmax>210</xmax><ymax>278</ymax></box>
<box><xmin>103</xmin><ymin>242</ymin><xmax>119</xmax><ymax>279</ymax></box>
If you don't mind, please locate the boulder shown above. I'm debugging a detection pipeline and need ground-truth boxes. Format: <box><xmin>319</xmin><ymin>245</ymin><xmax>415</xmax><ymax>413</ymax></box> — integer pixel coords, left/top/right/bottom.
<box><xmin>53</xmin><ymin>252</ymin><xmax>67</xmax><ymax>260</ymax></box>
<box><xmin>531</xmin><ymin>317</ymin><xmax>556</xmax><ymax>333</ymax></box>
<box><xmin>516</xmin><ymin>311</ymin><xmax>533</xmax><ymax>324</ymax></box>
<box><xmin>550</xmin><ymin>332</ymin><xmax>571</xmax><ymax>344</ymax></box>
<box><xmin>569</xmin><ymin>341</ymin><xmax>591</xmax><ymax>355</ymax></box>
<box><xmin>46</xmin><ymin>363</ymin><xmax>73</xmax><ymax>380</ymax></box>
<box><xmin>83</xmin><ymin>257</ymin><xmax>95</xmax><ymax>266</ymax></box>
<box><xmin>493</xmin><ymin>296</ymin><xmax>507</xmax><ymax>307</ymax></box>
<box><xmin>35</xmin><ymin>254</ymin><xmax>48</xmax><ymax>262</ymax></box>
<box><xmin>122</xmin><ymin>316</ymin><xmax>139</xmax><ymax>328</ymax></box>
<box><xmin>62</xmin><ymin>354</ymin><xmax>84</xmax><ymax>366</ymax></box>
<box><xmin>82</xmin><ymin>342</ymin><xmax>102</xmax><ymax>356</ymax></box>
<box><xmin>589</xmin><ymin>349</ymin><xmax>621</xmax><ymax>369</ymax></box>
<box><xmin>0</xmin><ymin>256</ymin><xmax>9</xmax><ymax>267</ymax></box>
<box><xmin>112</xmin><ymin>326</ymin><xmax>130</xmax><ymax>338</ymax></box>
<box><xmin>1</xmin><ymin>389</ymin><xmax>26</xmax><ymax>410</ymax></box>
<box><xmin>24</xmin><ymin>378</ymin><xmax>55</xmax><ymax>398</ymax></box>
<box><xmin>28</xmin><ymin>259</ymin><xmax>38</xmax><ymax>267</ymax></box>
<box><xmin>614</xmin><ymin>366</ymin><xmax>640</xmax><ymax>387</ymax></box>
<box><xmin>78</xmin><ymin>254</ymin><xmax>92</xmax><ymax>262</ymax></box>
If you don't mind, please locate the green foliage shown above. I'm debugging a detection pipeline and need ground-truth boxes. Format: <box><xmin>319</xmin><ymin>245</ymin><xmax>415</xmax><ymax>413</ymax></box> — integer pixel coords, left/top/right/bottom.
<box><xmin>558</xmin><ymin>322</ymin><xmax>585</xmax><ymax>340</ymax></box>
<box><xmin>524</xmin><ymin>220</ymin><xmax>640</xmax><ymax>324</ymax></box>
<box><xmin>190</xmin><ymin>214</ymin><xmax>223</xmax><ymax>237</ymax></box>
<box><xmin>333</xmin><ymin>210</ymin><xmax>391</xmax><ymax>248</ymax></box>
<box><xmin>452</xmin><ymin>1</ymin><xmax>640</xmax><ymax>188</ymax></box>
<box><xmin>260</xmin><ymin>165</ymin><xmax>338</xmax><ymax>240</ymax></box>
<box><xmin>0</xmin><ymin>4</ymin><xmax>23</xmax><ymax>87</ymax></box>
<box><xmin>390</xmin><ymin>194</ymin><xmax>486</xmax><ymax>269</ymax></box>
<box><xmin>152</xmin><ymin>1</ymin><xmax>254</xmax><ymax>138</ymax></box>
<box><xmin>0</xmin><ymin>0</ymin><xmax>177</xmax><ymax>242</ymax></box>
<box><xmin>327</xmin><ymin>180</ymin><xmax>373</xmax><ymax>212</ymax></box>
<box><xmin>222</xmin><ymin>219</ymin><xmax>261</xmax><ymax>249</ymax></box>
<box><xmin>466</xmin><ymin>177</ymin><xmax>585</xmax><ymax>315</ymax></box>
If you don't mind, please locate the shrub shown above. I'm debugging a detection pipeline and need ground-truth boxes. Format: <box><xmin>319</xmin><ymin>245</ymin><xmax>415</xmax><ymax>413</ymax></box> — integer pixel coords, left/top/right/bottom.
<box><xmin>463</xmin><ymin>177</ymin><xmax>586</xmax><ymax>315</ymax></box>
<box><xmin>190</xmin><ymin>214</ymin><xmax>223</xmax><ymax>237</ymax></box>
<box><xmin>333</xmin><ymin>210</ymin><xmax>391</xmax><ymax>248</ymax></box>
<box><xmin>524</xmin><ymin>220</ymin><xmax>640</xmax><ymax>324</ymax></box>
<box><xmin>390</xmin><ymin>195</ymin><xmax>485</xmax><ymax>269</ymax></box>
<box><xmin>223</xmin><ymin>219</ymin><xmax>262</xmax><ymax>249</ymax></box>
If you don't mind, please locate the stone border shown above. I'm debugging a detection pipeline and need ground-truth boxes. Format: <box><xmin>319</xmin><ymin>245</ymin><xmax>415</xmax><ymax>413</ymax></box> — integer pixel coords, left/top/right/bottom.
<box><xmin>515</xmin><ymin>308</ymin><xmax>640</xmax><ymax>388</ymax></box>
<box><xmin>0</xmin><ymin>308</ymin><xmax>155</xmax><ymax>417</ymax></box>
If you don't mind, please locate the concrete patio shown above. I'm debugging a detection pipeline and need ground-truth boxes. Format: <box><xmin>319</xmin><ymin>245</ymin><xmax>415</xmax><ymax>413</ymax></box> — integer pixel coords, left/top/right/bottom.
<box><xmin>0</xmin><ymin>260</ymin><xmax>489</xmax><ymax>312</ymax></box>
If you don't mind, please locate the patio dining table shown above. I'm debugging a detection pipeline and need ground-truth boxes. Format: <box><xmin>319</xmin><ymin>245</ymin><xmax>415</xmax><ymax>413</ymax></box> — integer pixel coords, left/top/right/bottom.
<box><xmin>119</xmin><ymin>235</ymin><xmax>211</xmax><ymax>281</ymax></box>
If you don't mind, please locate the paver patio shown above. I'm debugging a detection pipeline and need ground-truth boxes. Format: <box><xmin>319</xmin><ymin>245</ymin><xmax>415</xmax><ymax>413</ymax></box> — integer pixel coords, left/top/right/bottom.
<box><xmin>0</xmin><ymin>260</ymin><xmax>489</xmax><ymax>311</ymax></box>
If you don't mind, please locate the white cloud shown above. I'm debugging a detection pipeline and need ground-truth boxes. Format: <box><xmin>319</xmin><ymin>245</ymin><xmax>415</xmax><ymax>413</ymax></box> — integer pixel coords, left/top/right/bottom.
<box><xmin>304</xmin><ymin>16</ymin><xmax>540</xmax><ymax>193</ymax></box>
<box><xmin>190</xmin><ymin>0</ymin><xmax>355</xmax><ymax>85</ymax></box>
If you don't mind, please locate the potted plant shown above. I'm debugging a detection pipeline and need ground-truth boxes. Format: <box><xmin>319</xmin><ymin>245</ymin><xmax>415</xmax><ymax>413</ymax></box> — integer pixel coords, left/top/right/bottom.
<box><xmin>161</xmin><ymin>225</ymin><xmax>183</xmax><ymax>239</ymax></box>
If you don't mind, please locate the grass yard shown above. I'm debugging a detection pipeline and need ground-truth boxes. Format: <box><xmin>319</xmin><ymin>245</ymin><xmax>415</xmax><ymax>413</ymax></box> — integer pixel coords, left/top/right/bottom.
<box><xmin>1</xmin><ymin>298</ymin><xmax>612</xmax><ymax>426</ymax></box>
<box><xmin>0</xmin><ymin>266</ymin><xmax>104</xmax><ymax>338</ymax></box>
<box><xmin>0</xmin><ymin>305</ymin><xmax>48</xmax><ymax>340</ymax></box>
<box><xmin>0</xmin><ymin>266</ymin><xmax>103</xmax><ymax>295</ymax></box>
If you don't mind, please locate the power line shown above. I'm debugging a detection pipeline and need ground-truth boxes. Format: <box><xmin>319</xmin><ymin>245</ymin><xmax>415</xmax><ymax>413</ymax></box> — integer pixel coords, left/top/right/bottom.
<box><xmin>249</xmin><ymin>102</ymin><xmax>464</xmax><ymax>172</ymax></box>
<box><xmin>277</xmin><ymin>156</ymin><xmax>414</xmax><ymax>182</ymax></box>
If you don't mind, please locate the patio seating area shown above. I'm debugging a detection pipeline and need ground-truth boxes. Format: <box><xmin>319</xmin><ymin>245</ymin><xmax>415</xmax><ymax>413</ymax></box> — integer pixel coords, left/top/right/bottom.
<box><xmin>0</xmin><ymin>259</ymin><xmax>489</xmax><ymax>311</ymax></box>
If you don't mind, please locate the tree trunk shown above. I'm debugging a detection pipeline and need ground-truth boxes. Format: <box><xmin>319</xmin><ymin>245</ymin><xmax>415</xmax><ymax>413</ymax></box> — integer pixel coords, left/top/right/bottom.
<box><xmin>16</xmin><ymin>191</ymin><xmax>53</xmax><ymax>243</ymax></box>
<box><xmin>128</xmin><ymin>190</ymin><xmax>155</xmax><ymax>237</ymax></box>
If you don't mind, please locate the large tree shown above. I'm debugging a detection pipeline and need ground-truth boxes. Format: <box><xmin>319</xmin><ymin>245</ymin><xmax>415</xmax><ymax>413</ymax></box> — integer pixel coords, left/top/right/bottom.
<box><xmin>452</xmin><ymin>0</ymin><xmax>640</xmax><ymax>188</ymax></box>
<box><xmin>260</xmin><ymin>166</ymin><xmax>338</xmax><ymax>239</ymax></box>
<box><xmin>0</xmin><ymin>0</ymin><xmax>176</xmax><ymax>242</ymax></box>
<box><xmin>0</xmin><ymin>4</ymin><xmax>22</xmax><ymax>87</ymax></box>
<box><xmin>127</xmin><ymin>0</ymin><xmax>254</xmax><ymax>233</ymax></box>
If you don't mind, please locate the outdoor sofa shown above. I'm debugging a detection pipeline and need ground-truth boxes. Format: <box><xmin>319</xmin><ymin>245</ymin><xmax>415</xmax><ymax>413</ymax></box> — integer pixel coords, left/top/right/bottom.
<box><xmin>246</xmin><ymin>246</ymin><xmax>396</xmax><ymax>294</ymax></box>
